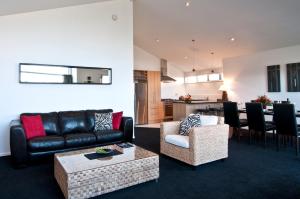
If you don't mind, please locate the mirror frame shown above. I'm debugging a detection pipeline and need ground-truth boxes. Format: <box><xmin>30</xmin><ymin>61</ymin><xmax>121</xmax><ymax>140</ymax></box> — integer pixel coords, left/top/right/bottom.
<box><xmin>19</xmin><ymin>63</ymin><xmax>112</xmax><ymax>85</ymax></box>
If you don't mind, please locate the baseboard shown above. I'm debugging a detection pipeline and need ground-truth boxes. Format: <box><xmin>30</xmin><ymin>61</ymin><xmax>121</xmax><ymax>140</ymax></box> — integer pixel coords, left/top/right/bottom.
<box><xmin>0</xmin><ymin>152</ymin><xmax>11</xmax><ymax>157</ymax></box>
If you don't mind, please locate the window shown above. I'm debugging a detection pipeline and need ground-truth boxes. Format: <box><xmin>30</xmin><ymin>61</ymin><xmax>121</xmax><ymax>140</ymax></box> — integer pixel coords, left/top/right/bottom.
<box><xmin>208</xmin><ymin>73</ymin><xmax>222</xmax><ymax>81</ymax></box>
<box><xmin>185</xmin><ymin>72</ymin><xmax>223</xmax><ymax>84</ymax></box>
<box><xmin>197</xmin><ymin>74</ymin><xmax>208</xmax><ymax>82</ymax></box>
<box><xmin>185</xmin><ymin>76</ymin><xmax>197</xmax><ymax>83</ymax></box>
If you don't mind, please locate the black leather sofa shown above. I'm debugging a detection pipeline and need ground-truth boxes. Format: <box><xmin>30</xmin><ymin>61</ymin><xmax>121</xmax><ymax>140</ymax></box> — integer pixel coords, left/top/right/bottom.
<box><xmin>10</xmin><ymin>109</ymin><xmax>133</xmax><ymax>167</ymax></box>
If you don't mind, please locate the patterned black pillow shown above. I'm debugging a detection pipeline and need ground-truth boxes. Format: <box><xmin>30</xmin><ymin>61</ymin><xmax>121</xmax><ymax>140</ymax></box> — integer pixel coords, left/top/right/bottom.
<box><xmin>94</xmin><ymin>112</ymin><xmax>113</xmax><ymax>132</ymax></box>
<box><xmin>179</xmin><ymin>114</ymin><xmax>201</xmax><ymax>136</ymax></box>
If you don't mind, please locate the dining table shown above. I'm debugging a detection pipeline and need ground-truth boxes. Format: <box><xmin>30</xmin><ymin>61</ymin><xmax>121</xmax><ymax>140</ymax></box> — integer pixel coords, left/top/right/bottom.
<box><xmin>238</xmin><ymin>108</ymin><xmax>300</xmax><ymax>117</ymax></box>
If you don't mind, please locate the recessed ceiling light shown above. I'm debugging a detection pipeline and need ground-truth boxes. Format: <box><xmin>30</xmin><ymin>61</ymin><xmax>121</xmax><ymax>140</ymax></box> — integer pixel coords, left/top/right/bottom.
<box><xmin>155</xmin><ymin>39</ymin><xmax>160</xmax><ymax>43</ymax></box>
<box><xmin>230</xmin><ymin>37</ymin><xmax>236</xmax><ymax>42</ymax></box>
<box><xmin>184</xmin><ymin>56</ymin><xmax>188</xmax><ymax>59</ymax></box>
<box><xmin>185</xmin><ymin>1</ymin><xmax>190</xmax><ymax>7</ymax></box>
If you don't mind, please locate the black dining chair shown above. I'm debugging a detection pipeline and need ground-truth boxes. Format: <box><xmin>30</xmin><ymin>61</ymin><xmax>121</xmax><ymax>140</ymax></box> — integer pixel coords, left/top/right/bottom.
<box><xmin>245</xmin><ymin>103</ymin><xmax>276</xmax><ymax>147</ymax></box>
<box><xmin>223</xmin><ymin>102</ymin><xmax>248</xmax><ymax>141</ymax></box>
<box><xmin>273</xmin><ymin>103</ymin><xmax>300</xmax><ymax>155</ymax></box>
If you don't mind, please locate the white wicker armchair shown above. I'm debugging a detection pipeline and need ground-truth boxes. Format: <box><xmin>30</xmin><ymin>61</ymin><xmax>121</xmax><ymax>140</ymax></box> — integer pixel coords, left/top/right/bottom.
<box><xmin>160</xmin><ymin>117</ymin><xmax>229</xmax><ymax>166</ymax></box>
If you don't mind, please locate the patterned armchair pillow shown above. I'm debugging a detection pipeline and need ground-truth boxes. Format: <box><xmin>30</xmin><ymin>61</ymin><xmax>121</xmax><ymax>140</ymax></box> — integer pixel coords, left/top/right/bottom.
<box><xmin>179</xmin><ymin>114</ymin><xmax>201</xmax><ymax>136</ymax></box>
<box><xmin>94</xmin><ymin>112</ymin><xmax>113</xmax><ymax>131</ymax></box>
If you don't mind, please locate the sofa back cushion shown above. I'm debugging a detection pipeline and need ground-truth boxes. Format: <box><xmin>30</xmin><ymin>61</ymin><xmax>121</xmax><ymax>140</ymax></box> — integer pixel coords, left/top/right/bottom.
<box><xmin>21</xmin><ymin>112</ymin><xmax>60</xmax><ymax>135</ymax></box>
<box><xmin>86</xmin><ymin>109</ymin><xmax>113</xmax><ymax>131</ymax></box>
<box><xmin>58</xmin><ymin>111</ymin><xmax>88</xmax><ymax>135</ymax></box>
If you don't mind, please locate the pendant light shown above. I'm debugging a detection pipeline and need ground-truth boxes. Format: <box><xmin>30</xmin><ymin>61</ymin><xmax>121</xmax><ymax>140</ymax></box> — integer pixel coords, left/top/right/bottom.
<box><xmin>210</xmin><ymin>52</ymin><xmax>215</xmax><ymax>69</ymax></box>
<box><xmin>192</xmin><ymin>39</ymin><xmax>196</xmax><ymax>72</ymax></box>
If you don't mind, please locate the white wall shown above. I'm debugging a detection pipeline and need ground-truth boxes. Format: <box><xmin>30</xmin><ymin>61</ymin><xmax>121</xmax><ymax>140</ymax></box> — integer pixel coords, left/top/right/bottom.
<box><xmin>161</xmin><ymin>63</ymin><xmax>186</xmax><ymax>99</ymax></box>
<box><xmin>134</xmin><ymin>45</ymin><xmax>160</xmax><ymax>71</ymax></box>
<box><xmin>0</xmin><ymin>0</ymin><xmax>134</xmax><ymax>156</ymax></box>
<box><xmin>223</xmin><ymin>45</ymin><xmax>300</xmax><ymax>109</ymax></box>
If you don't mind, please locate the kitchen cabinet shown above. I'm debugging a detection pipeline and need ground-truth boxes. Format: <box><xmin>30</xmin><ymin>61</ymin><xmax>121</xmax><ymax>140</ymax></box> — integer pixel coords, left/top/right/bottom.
<box><xmin>287</xmin><ymin>63</ymin><xmax>300</xmax><ymax>92</ymax></box>
<box><xmin>173</xmin><ymin>102</ymin><xmax>223</xmax><ymax>121</ymax></box>
<box><xmin>147</xmin><ymin>71</ymin><xmax>163</xmax><ymax>123</ymax></box>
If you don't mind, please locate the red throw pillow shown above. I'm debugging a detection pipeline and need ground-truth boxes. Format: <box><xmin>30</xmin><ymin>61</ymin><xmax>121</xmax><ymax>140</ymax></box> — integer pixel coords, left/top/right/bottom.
<box><xmin>112</xmin><ymin>112</ymin><xmax>123</xmax><ymax>130</ymax></box>
<box><xmin>21</xmin><ymin>115</ymin><xmax>46</xmax><ymax>140</ymax></box>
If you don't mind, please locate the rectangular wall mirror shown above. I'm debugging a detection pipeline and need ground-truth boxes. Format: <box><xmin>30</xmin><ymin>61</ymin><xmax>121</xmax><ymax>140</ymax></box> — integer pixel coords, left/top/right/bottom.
<box><xmin>19</xmin><ymin>63</ymin><xmax>112</xmax><ymax>85</ymax></box>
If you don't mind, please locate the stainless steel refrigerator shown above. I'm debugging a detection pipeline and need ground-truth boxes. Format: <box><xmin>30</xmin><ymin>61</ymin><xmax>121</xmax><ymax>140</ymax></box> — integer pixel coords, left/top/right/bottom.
<box><xmin>134</xmin><ymin>82</ymin><xmax>148</xmax><ymax>125</ymax></box>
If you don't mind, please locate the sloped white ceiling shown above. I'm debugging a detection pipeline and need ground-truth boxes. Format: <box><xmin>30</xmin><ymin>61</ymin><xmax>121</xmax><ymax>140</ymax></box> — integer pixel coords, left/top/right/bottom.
<box><xmin>0</xmin><ymin>0</ymin><xmax>110</xmax><ymax>16</ymax></box>
<box><xmin>134</xmin><ymin>0</ymin><xmax>300</xmax><ymax>71</ymax></box>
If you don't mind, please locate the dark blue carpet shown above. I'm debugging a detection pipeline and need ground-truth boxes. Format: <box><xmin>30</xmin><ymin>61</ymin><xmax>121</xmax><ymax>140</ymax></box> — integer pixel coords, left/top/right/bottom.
<box><xmin>0</xmin><ymin>127</ymin><xmax>300</xmax><ymax>199</ymax></box>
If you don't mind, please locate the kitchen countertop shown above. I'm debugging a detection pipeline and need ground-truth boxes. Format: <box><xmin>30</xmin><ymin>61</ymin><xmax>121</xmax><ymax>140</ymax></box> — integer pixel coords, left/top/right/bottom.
<box><xmin>173</xmin><ymin>100</ymin><xmax>222</xmax><ymax>104</ymax></box>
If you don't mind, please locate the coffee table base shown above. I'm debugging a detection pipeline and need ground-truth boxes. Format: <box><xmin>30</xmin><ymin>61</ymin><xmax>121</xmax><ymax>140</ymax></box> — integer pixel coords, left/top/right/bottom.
<box><xmin>55</xmin><ymin>155</ymin><xmax>159</xmax><ymax>199</ymax></box>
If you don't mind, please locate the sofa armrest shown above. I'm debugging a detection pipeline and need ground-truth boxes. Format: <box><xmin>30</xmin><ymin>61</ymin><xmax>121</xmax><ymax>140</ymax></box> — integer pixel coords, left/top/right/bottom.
<box><xmin>189</xmin><ymin>124</ymin><xmax>229</xmax><ymax>147</ymax></box>
<box><xmin>120</xmin><ymin>117</ymin><xmax>133</xmax><ymax>142</ymax></box>
<box><xmin>188</xmin><ymin>124</ymin><xmax>229</xmax><ymax>165</ymax></box>
<box><xmin>189</xmin><ymin>124</ymin><xmax>229</xmax><ymax>151</ymax></box>
<box><xmin>10</xmin><ymin>121</ymin><xmax>28</xmax><ymax>167</ymax></box>
<box><xmin>160</xmin><ymin>121</ymin><xmax>181</xmax><ymax>140</ymax></box>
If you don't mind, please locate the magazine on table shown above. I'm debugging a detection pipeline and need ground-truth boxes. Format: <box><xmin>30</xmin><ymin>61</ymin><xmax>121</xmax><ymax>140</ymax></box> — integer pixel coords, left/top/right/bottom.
<box><xmin>116</xmin><ymin>143</ymin><xmax>134</xmax><ymax>148</ymax></box>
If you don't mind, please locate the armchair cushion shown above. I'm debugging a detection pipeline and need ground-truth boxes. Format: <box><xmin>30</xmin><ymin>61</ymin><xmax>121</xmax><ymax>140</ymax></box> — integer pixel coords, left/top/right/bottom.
<box><xmin>165</xmin><ymin>135</ymin><xmax>189</xmax><ymax>149</ymax></box>
<box><xmin>200</xmin><ymin>115</ymin><xmax>219</xmax><ymax>126</ymax></box>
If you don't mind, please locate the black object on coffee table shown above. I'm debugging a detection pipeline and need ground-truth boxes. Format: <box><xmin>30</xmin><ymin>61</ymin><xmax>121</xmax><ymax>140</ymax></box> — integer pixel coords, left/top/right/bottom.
<box><xmin>84</xmin><ymin>150</ymin><xmax>123</xmax><ymax>160</ymax></box>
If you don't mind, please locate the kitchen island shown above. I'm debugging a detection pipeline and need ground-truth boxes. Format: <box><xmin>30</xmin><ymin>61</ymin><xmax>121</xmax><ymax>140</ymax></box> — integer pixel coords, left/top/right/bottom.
<box><xmin>173</xmin><ymin>101</ymin><xmax>223</xmax><ymax>121</ymax></box>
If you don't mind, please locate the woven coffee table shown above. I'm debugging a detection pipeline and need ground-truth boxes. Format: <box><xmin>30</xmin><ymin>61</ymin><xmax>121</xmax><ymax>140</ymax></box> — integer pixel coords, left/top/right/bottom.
<box><xmin>54</xmin><ymin>144</ymin><xmax>159</xmax><ymax>199</ymax></box>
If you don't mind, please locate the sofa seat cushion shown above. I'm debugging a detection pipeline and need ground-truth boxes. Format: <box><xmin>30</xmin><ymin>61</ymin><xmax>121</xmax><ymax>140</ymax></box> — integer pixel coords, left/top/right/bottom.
<box><xmin>165</xmin><ymin>135</ymin><xmax>189</xmax><ymax>149</ymax></box>
<box><xmin>28</xmin><ymin>135</ymin><xmax>64</xmax><ymax>152</ymax></box>
<box><xmin>94</xmin><ymin>130</ymin><xmax>123</xmax><ymax>144</ymax></box>
<box><xmin>64</xmin><ymin>133</ymin><xmax>96</xmax><ymax>148</ymax></box>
